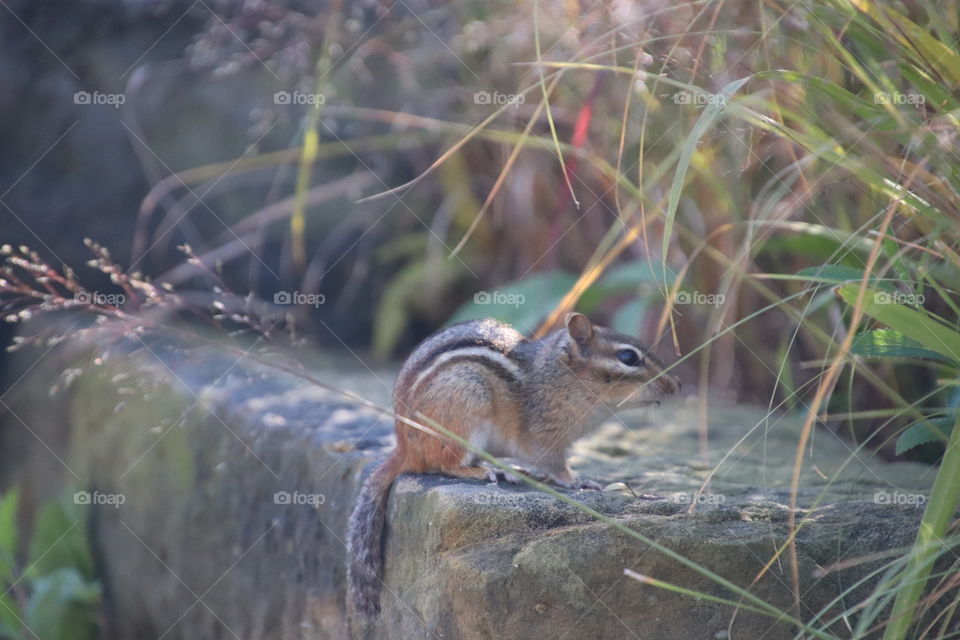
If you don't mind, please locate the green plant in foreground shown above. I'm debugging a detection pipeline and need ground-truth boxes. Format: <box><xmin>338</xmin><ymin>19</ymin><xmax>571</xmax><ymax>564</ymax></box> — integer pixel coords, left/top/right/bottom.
<box><xmin>0</xmin><ymin>489</ymin><xmax>100</xmax><ymax>640</ymax></box>
<box><xmin>830</xmin><ymin>283</ymin><xmax>960</xmax><ymax>639</ymax></box>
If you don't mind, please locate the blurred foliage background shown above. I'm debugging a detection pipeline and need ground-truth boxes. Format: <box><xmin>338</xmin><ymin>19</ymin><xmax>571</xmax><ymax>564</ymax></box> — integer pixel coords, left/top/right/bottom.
<box><xmin>1</xmin><ymin>2</ymin><xmax>960</xmax><ymax>636</ymax></box>
<box><xmin>1</xmin><ymin>0</ymin><xmax>958</xmax><ymax>464</ymax></box>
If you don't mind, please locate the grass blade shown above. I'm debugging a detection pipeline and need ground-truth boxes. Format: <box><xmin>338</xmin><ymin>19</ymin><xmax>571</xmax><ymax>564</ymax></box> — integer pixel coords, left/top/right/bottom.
<box><xmin>882</xmin><ymin>416</ymin><xmax>960</xmax><ymax>639</ymax></box>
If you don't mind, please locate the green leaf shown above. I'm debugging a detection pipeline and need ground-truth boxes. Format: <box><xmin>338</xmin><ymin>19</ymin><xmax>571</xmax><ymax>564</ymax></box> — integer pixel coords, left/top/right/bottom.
<box><xmin>27</xmin><ymin>496</ymin><xmax>91</xmax><ymax>581</ymax></box>
<box><xmin>756</xmin><ymin>70</ymin><xmax>886</xmax><ymax>121</ymax></box>
<box><xmin>578</xmin><ymin>260</ymin><xmax>672</xmax><ymax>314</ymax></box>
<box><xmin>881</xmin><ymin>237</ymin><xmax>912</xmax><ymax>283</ymax></box>
<box><xmin>763</xmin><ymin>232</ymin><xmax>856</xmax><ymax>266</ymax></box>
<box><xmin>883</xmin><ymin>415</ymin><xmax>960</xmax><ymax>640</ymax></box>
<box><xmin>452</xmin><ymin>262</ymin><xmax>670</xmax><ymax>331</ymax></box>
<box><xmin>797</xmin><ymin>264</ymin><xmax>867</xmax><ymax>283</ymax></box>
<box><xmin>0</xmin><ymin>625</ymin><xmax>21</xmax><ymax>640</ymax></box>
<box><xmin>450</xmin><ymin>270</ymin><xmax>578</xmax><ymax>330</ymax></box>
<box><xmin>24</xmin><ymin>568</ymin><xmax>99</xmax><ymax>640</ymax></box>
<box><xmin>794</xmin><ymin>264</ymin><xmax>901</xmax><ymax>289</ymax></box>
<box><xmin>0</xmin><ymin>592</ymin><xmax>23</xmax><ymax>640</ymax></box>
<box><xmin>836</xmin><ymin>284</ymin><xmax>960</xmax><ymax>366</ymax></box>
<box><xmin>899</xmin><ymin>64</ymin><xmax>960</xmax><ymax>112</ymax></box>
<box><xmin>875</xmin><ymin>4</ymin><xmax>960</xmax><ymax>87</ymax></box>
<box><xmin>610</xmin><ymin>298</ymin><xmax>649</xmax><ymax>335</ymax></box>
<box><xmin>373</xmin><ymin>258</ymin><xmax>465</xmax><ymax>357</ymax></box>
<box><xmin>795</xmin><ymin>265</ymin><xmax>898</xmax><ymax>296</ymax></box>
<box><xmin>595</xmin><ymin>260</ymin><xmax>667</xmax><ymax>294</ymax></box>
<box><xmin>896</xmin><ymin>418</ymin><xmax>955</xmax><ymax>455</ymax></box>
<box><xmin>0</xmin><ymin>490</ymin><xmax>18</xmax><ymax>586</ymax></box>
<box><xmin>851</xmin><ymin>330</ymin><xmax>956</xmax><ymax>365</ymax></box>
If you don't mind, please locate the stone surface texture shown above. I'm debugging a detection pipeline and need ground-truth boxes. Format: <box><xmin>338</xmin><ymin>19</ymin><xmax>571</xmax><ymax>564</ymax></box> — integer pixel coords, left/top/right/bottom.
<box><xmin>42</xmin><ymin>344</ymin><xmax>936</xmax><ymax>639</ymax></box>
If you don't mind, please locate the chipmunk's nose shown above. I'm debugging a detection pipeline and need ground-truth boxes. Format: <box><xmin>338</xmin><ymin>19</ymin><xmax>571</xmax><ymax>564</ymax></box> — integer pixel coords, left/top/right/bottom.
<box><xmin>659</xmin><ymin>374</ymin><xmax>681</xmax><ymax>395</ymax></box>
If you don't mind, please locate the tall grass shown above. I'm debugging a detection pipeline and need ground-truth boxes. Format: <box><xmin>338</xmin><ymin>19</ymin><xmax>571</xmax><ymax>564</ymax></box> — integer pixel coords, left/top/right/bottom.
<box><xmin>275</xmin><ymin>0</ymin><xmax>960</xmax><ymax>635</ymax></box>
<box><xmin>3</xmin><ymin>0</ymin><xmax>960</xmax><ymax>637</ymax></box>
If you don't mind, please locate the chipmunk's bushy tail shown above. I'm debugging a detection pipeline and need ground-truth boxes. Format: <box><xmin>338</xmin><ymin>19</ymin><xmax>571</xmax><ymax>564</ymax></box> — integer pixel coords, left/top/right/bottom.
<box><xmin>346</xmin><ymin>450</ymin><xmax>403</xmax><ymax>629</ymax></box>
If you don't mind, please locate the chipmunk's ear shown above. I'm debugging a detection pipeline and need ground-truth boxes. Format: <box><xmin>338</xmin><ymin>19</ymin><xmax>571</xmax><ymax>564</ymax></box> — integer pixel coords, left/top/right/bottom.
<box><xmin>565</xmin><ymin>312</ymin><xmax>593</xmax><ymax>345</ymax></box>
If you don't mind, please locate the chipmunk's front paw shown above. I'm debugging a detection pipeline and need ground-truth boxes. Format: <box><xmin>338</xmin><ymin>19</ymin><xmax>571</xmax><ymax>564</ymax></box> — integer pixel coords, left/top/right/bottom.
<box><xmin>547</xmin><ymin>473</ymin><xmax>603</xmax><ymax>491</ymax></box>
<box><xmin>575</xmin><ymin>478</ymin><xmax>604</xmax><ymax>491</ymax></box>
<box><xmin>485</xmin><ymin>469</ymin><xmax>522</xmax><ymax>485</ymax></box>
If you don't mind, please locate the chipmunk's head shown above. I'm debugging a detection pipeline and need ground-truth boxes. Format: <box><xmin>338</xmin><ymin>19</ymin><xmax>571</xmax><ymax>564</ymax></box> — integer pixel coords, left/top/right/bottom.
<box><xmin>560</xmin><ymin>312</ymin><xmax>680</xmax><ymax>408</ymax></box>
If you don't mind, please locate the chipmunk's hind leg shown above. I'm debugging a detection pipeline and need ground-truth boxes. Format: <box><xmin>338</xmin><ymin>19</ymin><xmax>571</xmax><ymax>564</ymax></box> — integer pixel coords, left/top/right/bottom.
<box><xmin>427</xmin><ymin>420</ymin><xmax>497</xmax><ymax>482</ymax></box>
<box><xmin>415</xmin><ymin>427</ymin><xmax>498</xmax><ymax>483</ymax></box>
<box><xmin>521</xmin><ymin>444</ymin><xmax>603</xmax><ymax>490</ymax></box>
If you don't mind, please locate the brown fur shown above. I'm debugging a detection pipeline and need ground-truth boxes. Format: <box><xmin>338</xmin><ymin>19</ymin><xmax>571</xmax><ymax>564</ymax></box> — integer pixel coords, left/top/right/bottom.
<box><xmin>344</xmin><ymin>314</ymin><xmax>679</xmax><ymax>629</ymax></box>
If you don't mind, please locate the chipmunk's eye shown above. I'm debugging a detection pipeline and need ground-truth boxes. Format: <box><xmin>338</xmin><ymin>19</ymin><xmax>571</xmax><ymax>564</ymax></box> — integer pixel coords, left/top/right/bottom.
<box><xmin>617</xmin><ymin>349</ymin><xmax>643</xmax><ymax>367</ymax></box>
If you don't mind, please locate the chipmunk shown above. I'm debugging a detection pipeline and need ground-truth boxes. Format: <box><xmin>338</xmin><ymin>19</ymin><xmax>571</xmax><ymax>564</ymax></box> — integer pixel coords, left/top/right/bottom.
<box><xmin>345</xmin><ymin>312</ymin><xmax>680</xmax><ymax>627</ymax></box>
